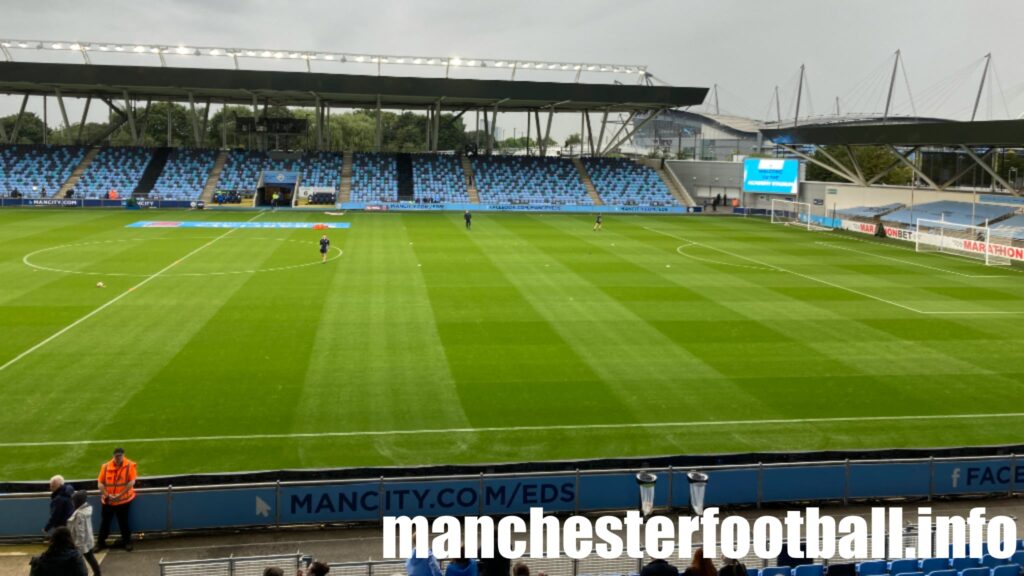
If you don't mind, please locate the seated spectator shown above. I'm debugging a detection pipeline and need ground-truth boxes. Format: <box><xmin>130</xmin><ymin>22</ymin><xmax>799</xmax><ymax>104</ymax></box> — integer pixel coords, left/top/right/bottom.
<box><xmin>641</xmin><ymin>557</ymin><xmax>680</xmax><ymax>576</ymax></box>
<box><xmin>683</xmin><ymin>548</ymin><xmax>717</xmax><ymax>576</ymax></box>
<box><xmin>29</xmin><ymin>527</ymin><xmax>87</xmax><ymax>576</ymax></box>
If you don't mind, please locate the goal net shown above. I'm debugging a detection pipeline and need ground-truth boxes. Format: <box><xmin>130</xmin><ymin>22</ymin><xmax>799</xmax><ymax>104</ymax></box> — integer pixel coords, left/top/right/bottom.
<box><xmin>770</xmin><ymin>199</ymin><xmax>831</xmax><ymax>230</ymax></box>
<box><xmin>914</xmin><ymin>218</ymin><xmax>1011</xmax><ymax>266</ymax></box>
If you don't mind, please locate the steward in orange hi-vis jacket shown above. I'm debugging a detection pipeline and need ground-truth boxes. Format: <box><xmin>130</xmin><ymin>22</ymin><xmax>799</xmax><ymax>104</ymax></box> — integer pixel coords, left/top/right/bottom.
<box><xmin>96</xmin><ymin>447</ymin><xmax>137</xmax><ymax>552</ymax></box>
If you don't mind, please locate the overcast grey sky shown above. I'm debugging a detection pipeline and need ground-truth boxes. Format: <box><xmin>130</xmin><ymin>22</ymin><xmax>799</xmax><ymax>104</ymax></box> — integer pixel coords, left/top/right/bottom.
<box><xmin>3</xmin><ymin>0</ymin><xmax>1023</xmax><ymax>138</ymax></box>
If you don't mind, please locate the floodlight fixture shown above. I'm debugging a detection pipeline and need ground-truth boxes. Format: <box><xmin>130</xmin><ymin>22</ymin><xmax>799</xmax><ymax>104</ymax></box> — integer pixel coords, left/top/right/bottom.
<box><xmin>0</xmin><ymin>38</ymin><xmax>652</xmax><ymax>82</ymax></box>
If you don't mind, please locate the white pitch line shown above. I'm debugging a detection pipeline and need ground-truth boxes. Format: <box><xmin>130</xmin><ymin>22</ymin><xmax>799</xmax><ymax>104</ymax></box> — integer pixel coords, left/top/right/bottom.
<box><xmin>2</xmin><ymin>412</ymin><xmax>1024</xmax><ymax>449</ymax></box>
<box><xmin>644</xmin><ymin>226</ymin><xmax>926</xmax><ymax>314</ymax></box>
<box><xmin>0</xmin><ymin>212</ymin><xmax>264</xmax><ymax>373</ymax></box>
<box><xmin>813</xmin><ymin>241</ymin><xmax>1011</xmax><ymax>279</ymax></box>
<box><xmin>645</xmin><ymin>226</ymin><xmax>1024</xmax><ymax>316</ymax></box>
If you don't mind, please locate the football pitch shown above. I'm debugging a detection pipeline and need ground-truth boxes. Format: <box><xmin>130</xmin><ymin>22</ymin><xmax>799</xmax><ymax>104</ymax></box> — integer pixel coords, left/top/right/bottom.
<box><xmin>1</xmin><ymin>209</ymin><xmax>1023</xmax><ymax>482</ymax></box>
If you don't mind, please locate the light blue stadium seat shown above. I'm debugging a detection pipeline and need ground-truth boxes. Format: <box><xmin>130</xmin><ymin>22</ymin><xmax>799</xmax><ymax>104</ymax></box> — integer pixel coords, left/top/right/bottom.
<box><xmin>889</xmin><ymin>560</ymin><xmax>920</xmax><ymax>574</ymax></box>
<box><xmin>793</xmin><ymin>564</ymin><xmax>824</xmax><ymax>576</ymax></box>
<box><xmin>858</xmin><ymin>561</ymin><xmax>887</xmax><ymax>576</ymax></box>
<box><xmin>921</xmin><ymin>560</ymin><xmax>950</xmax><ymax>573</ymax></box>
<box><xmin>960</xmin><ymin>567</ymin><xmax>989</xmax><ymax>576</ymax></box>
<box><xmin>747</xmin><ymin>568</ymin><xmax>759</xmax><ymax>576</ymax></box>
<box><xmin>981</xmin><ymin>556</ymin><xmax>1006</xmax><ymax>569</ymax></box>
<box><xmin>951</xmin><ymin>559</ymin><xmax>979</xmax><ymax>572</ymax></box>
<box><xmin>760</xmin><ymin>567</ymin><xmax>791</xmax><ymax>576</ymax></box>
<box><xmin>927</xmin><ymin>570</ymin><xmax>957</xmax><ymax>576</ymax></box>
<box><xmin>991</xmin><ymin>565</ymin><xmax>1020</xmax><ymax>576</ymax></box>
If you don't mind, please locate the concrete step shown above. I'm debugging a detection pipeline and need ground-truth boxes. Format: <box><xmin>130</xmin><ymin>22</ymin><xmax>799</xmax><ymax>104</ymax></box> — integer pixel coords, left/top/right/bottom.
<box><xmin>58</xmin><ymin>146</ymin><xmax>100</xmax><ymax>197</ymax></box>
<box><xmin>339</xmin><ymin>151</ymin><xmax>353</xmax><ymax>203</ymax></box>
<box><xmin>199</xmin><ymin>150</ymin><xmax>230</xmax><ymax>203</ymax></box>
<box><xmin>460</xmin><ymin>155</ymin><xmax>480</xmax><ymax>203</ymax></box>
<box><xmin>571</xmin><ymin>157</ymin><xmax>603</xmax><ymax>205</ymax></box>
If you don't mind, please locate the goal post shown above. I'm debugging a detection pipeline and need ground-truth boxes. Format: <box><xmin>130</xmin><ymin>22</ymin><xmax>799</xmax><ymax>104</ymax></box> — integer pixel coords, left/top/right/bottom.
<box><xmin>914</xmin><ymin>218</ymin><xmax>1011</xmax><ymax>266</ymax></box>
<box><xmin>770</xmin><ymin>199</ymin><xmax>832</xmax><ymax>230</ymax></box>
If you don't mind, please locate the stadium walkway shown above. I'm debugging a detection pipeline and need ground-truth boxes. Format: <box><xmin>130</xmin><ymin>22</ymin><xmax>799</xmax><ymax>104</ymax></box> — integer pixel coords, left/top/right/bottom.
<box><xmin>2</xmin><ymin>499</ymin><xmax>1023</xmax><ymax>575</ymax></box>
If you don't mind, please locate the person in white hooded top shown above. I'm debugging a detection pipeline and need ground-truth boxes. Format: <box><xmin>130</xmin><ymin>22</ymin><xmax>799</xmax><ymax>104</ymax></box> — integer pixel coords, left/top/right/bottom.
<box><xmin>68</xmin><ymin>491</ymin><xmax>101</xmax><ymax>576</ymax></box>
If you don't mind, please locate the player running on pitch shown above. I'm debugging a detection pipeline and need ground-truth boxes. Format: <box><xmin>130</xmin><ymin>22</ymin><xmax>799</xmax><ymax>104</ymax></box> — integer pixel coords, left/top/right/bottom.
<box><xmin>593</xmin><ymin>213</ymin><xmax>603</xmax><ymax>231</ymax></box>
<box><xmin>319</xmin><ymin>234</ymin><xmax>330</xmax><ymax>263</ymax></box>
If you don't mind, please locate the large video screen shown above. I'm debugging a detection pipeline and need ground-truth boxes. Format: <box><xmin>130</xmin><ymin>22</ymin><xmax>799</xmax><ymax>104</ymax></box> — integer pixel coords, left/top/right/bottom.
<box><xmin>742</xmin><ymin>158</ymin><xmax>800</xmax><ymax>194</ymax></box>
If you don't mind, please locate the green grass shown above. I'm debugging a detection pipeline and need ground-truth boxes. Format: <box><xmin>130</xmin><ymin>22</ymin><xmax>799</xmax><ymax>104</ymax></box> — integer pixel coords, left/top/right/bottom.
<box><xmin>1</xmin><ymin>208</ymin><xmax>1023</xmax><ymax>481</ymax></box>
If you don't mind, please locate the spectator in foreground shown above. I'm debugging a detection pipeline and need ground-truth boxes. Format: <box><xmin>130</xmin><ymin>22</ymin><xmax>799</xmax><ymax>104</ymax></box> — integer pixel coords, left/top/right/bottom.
<box><xmin>445</xmin><ymin>549</ymin><xmax>478</xmax><ymax>576</ymax></box>
<box><xmin>68</xmin><ymin>491</ymin><xmax>101</xmax><ymax>575</ymax></box>
<box><xmin>406</xmin><ymin>546</ymin><xmax>442</xmax><ymax>576</ymax></box>
<box><xmin>512</xmin><ymin>563</ymin><xmax>530</xmax><ymax>576</ymax></box>
<box><xmin>683</xmin><ymin>548</ymin><xmax>717</xmax><ymax>576</ymax></box>
<box><xmin>641</xmin><ymin>557</ymin><xmax>680</xmax><ymax>576</ymax></box>
<box><xmin>718</xmin><ymin>558</ymin><xmax>747</xmax><ymax>576</ymax></box>
<box><xmin>44</xmin><ymin>475</ymin><xmax>75</xmax><ymax>535</ymax></box>
<box><xmin>29</xmin><ymin>527</ymin><xmax>87</xmax><ymax>576</ymax></box>
<box><xmin>264</xmin><ymin>568</ymin><xmax>284</xmax><ymax>576</ymax></box>
<box><xmin>297</xmin><ymin>561</ymin><xmax>330</xmax><ymax>576</ymax></box>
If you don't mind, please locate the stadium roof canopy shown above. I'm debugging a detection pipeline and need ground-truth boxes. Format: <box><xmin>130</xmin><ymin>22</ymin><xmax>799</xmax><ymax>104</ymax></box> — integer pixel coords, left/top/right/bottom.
<box><xmin>0</xmin><ymin>62</ymin><xmax>706</xmax><ymax>113</ymax></box>
<box><xmin>762</xmin><ymin>118</ymin><xmax>1024</xmax><ymax>147</ymax></box>
<box><xmin>761</xmin><ymin>119</ymin><xmax>1024</xmax><ymax>195</ymax></box>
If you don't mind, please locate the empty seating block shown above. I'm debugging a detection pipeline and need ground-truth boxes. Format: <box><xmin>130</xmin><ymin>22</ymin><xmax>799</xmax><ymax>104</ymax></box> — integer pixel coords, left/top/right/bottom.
<box><xmin>0</xmin><ymin>144</ymin><xmax>85</xmax><ymax>197</ymax></box>
<box><xmin>882</xmin><ymin>201</ymin><xmax>1015</xmax><ymax>228</ymax></box>
<box><xmin>581</xmin><ymin>157</ymin><xmax>678</xmax><ymax>206</ymax></box>
<box><xmin>302</xmin><ymin>152</ymin><xmax>343</xmax><ymax>190</ymax></box>
<box><xmin>350</xmin><ymin>152</ymin><xmax>398</xmax><ymax>203</ymax></box>
<box><xmin>413</xmin><ymin>154</ymin><xmax>468</xmax><ymax>203</ymax></box>
<box><xmin>77</xmin><ymin>147</ymin><xmax>152</xmax><ymax>198</ymax></box>
<box><xmin>151</xmin><ymin>148</ymin><xmax>218</xmax><ymax>200</ymax></box>
<box><xmin>472</xmin><ymin>156</ymin><xmax>589</xmax><ymax>205</ymax></box>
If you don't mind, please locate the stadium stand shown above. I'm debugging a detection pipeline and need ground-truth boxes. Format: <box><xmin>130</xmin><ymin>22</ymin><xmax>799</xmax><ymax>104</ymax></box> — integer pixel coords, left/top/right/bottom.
<box><xmin>0</xmin><ymin>144</ymin><xmax>85</xmax><ymax>197</ymax></box>
<box><xmin>217</xmin><ymin>150</ymin><xmax>271</xmax><ymax>194</ymax></box>
<box><xmin>581</xmin><ymin>157</ymin><xmax>679</xmax><ymax>206</ymax></box>
<box><xmin>76</xmin><ymin>146</ymin><xmax>153</xmax><ymax>198</ymax></box>
<box><xmin>302</xmin><ymin>151</ymin><xmax>343</xmax><ymax>190</ymax></box>
<box><xmin>413</xmin><ymin>154</ymin><xmax>469</xmax><ymax>203</ymax></box>
<box><xmin>151</xmin><ymin>148</ymin><xmax>218</xmax><ymax>200</ymax></box>
<box><xmin>835</xmin><ymin>203</ymin><xmax>904</xmax><ymax>219</ymax></box>
<box><xmin>881</xmin><ymin>201</ymin><xmax>1016</xmax><ymax>227</ymax></box>
<box><xmin>350</xmin><ymin>152</ymin><xmax>399</xmax><ymax>203</ymax></box>
<box><xmin>886</xmin><ymin>559</ymin><xmax>919</xmax><ymax>574</ymax></box>
<box><xmin>990</xmin><ymin>215</ymin><xmax>1024</xmax><ymax>241</ymax></box>
<box><xmin>472</xmin><ymin>156</ymin><xmax>590</xmax><ymax>205</ymax></box>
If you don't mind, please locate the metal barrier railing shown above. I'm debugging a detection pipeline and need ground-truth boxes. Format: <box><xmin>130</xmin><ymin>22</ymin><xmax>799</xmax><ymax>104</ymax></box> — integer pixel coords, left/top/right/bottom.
<box><xmin>159</xmin><ymin>552</ymin><xmax>304</xmax><ymax>576</ymax></box>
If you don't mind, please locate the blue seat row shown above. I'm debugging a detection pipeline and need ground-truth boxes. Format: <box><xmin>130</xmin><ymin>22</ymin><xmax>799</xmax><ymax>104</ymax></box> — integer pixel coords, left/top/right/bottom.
<box><xmin>581</xmin><ymin>157</ymin><xmax>678</xmax><ymax>206</ymax></box>
<box><xmin>472</xmin><ymin>156</ymin><xmax>591</xmax><ymax>205</ymax></box>
<box><xmin>0</xmin><ymin>144</ymin><xmax>85</xmax><ymax>197</ymax></box>
<box><xmin>76</xmin><ymin>146</ymin><xmax>152</xmax><ymax>198</ymax></box>
<box><xmin>413</xmin><ymin>154</ymin><xmax>468</xmax><ymax>203</ymax></box>
<box><xmin>351</xmin><ymin>152</ymin><xmax>398</xmax><ymax>202</ymax></box>
<box><xmin>151</xmin><ymin>148</ymin><xmax>217</xmax><ymax>200</ymax></box>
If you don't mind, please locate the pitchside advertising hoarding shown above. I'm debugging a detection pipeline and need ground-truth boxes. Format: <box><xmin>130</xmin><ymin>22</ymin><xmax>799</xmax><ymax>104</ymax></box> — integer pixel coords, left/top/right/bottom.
<box><xmin>742</xmin><ymin>158</ymin><xmax>800</xmax><ymax>194</ymax></box>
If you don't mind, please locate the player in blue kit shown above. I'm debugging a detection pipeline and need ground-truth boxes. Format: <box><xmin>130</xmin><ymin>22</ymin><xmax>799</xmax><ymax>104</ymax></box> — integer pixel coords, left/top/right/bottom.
<box><xmin>319</xmin><ymin>234</ymin><xmax>330</xmax><ymax>263</ymax></box>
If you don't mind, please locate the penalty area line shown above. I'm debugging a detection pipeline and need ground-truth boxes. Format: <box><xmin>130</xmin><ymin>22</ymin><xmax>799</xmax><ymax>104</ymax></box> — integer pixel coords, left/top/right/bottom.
<box><xmin>0</xmin><ymin>212</ymin><xmax>263</xmax><ymax>374</ymax></box>
<box><xmin>3</xmin><ymin>412</ymin><xmax>1024</xmax><ymax>448</ymax></box>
